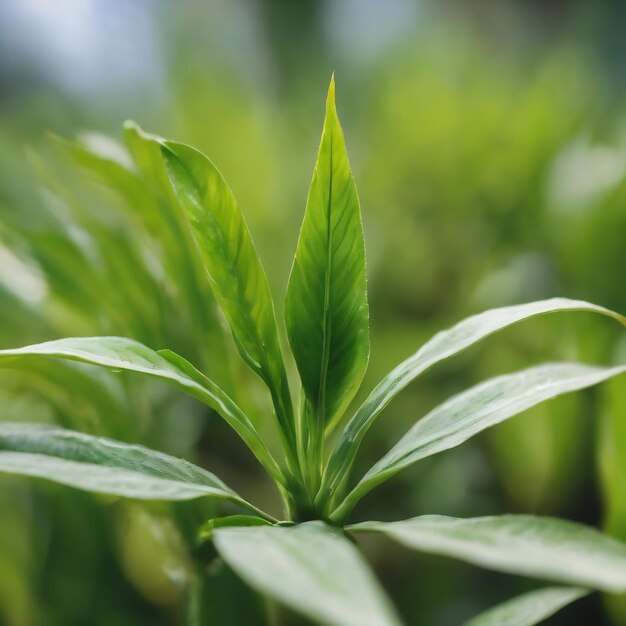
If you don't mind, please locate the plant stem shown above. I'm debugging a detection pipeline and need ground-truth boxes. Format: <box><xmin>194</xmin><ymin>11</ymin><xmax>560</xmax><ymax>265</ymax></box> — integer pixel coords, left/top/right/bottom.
<box><xmin>266</xmin><ymin>596</ymin><xmax>282</xmax><ymax>626</ymax></box>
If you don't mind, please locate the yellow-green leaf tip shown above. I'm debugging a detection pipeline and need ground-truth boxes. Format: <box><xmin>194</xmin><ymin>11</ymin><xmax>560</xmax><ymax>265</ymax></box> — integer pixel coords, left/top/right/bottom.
<box><xmin>326</xmin><ymin>73</ymin><xmax>336</xmax><ymax>113</ymax></box>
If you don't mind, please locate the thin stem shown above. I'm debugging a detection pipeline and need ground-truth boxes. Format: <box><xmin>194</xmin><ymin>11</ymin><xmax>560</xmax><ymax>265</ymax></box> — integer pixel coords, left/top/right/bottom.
<box><xmin>266</xmin><ymin>596</ymin><xmax>282</xmax><ymax>626</ymax></box>
<box><xmin>237</xmin><ymin>498</ymin><xmax>280</xmax><ymax>524</ymax></box>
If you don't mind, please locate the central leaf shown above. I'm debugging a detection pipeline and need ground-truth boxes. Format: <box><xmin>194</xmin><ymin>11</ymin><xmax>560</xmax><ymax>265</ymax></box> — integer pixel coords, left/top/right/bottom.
<box><xmin>285</xmin><ymin>77</ymin><xmax>369</xmax><ymax>432</ymax></box>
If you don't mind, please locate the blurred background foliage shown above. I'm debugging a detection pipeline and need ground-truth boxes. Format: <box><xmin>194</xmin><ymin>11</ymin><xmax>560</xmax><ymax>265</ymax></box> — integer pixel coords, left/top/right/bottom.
<box><xmin>0</xmin><ymin>0</ymin><xmax>625</xmax><ymax>624</ymax></box>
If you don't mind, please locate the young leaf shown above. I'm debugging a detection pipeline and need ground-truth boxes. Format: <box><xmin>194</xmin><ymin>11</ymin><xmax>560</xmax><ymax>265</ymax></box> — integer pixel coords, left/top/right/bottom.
<box><xmin>464</xmin><ymin>587</ymin><xmax>589</xmax><ymax>626</ymax></box>
<box><xmin>0</xmin><ymin>423</ymin><xmax>270</xmax><ymax>518</ymax></box>
<box><xmin>0</xmin><ymin>337</ymin><xmax>283</xmax><ymax>484</ymax></box>
<box><xmin>349</xmin><ymin>515</ymin><xmax>626</xmax><ymax>592</ymax></box>
<box><xmin>158</xmin><ymin>139</ymin><xmax>295</xmax><ymax>451</ymax></box>
<box><xmin>323</xmin><ymin>298</ymin><xmax>626</xmax><ymax>499</ymax></box>
<box><xmin>214</xmin><ymin>521</ymin><xmax>400</xmax><ymax>626</ymax></box>
<box><xmin>332</xmin><ymin>363</ymin><xmax>626</xmax><ymax>520</ymax></box>
<box><xmin>285</xmin><ymin>76</ymin><xmax>369</xmax><ymax>434</ymax></box>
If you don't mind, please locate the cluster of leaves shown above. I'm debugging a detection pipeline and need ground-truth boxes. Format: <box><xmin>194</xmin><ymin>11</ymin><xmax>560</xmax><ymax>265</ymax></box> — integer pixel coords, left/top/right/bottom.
<box><xmin>1</xmin><ymin>79</ymin><xmax>626</xmax><ymax>625</ymax></box>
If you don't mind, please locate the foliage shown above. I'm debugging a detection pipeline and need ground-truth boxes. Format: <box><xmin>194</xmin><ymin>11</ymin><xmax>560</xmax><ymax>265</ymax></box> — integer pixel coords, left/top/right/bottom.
<box><xmin>1</xmin><ymin>78</ymin><xmax>626</xmax><ymax>625</ymax></box>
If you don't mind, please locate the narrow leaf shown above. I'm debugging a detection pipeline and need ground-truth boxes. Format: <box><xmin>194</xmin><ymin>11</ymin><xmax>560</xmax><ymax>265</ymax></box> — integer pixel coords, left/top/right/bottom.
<box><xmin>285</xmin><ymin>76</ymin><xmax>369</xmax><ymax>431</ymax></box>
<box><xmin>0</xmin><ymin>337</ymin><xmax>283</xmax><ymax>484</ymax></box>
<box><xmin>0</xmin><ymin>423</ymin><xmax>267</xmax><ymax>516</ymax></box>
<box><xmin>214</xmin><ymin>521</ymin><xmax>400</xmax><ymax>626</ymax></box>
<box><xmin>159</xmin><ymin>139</ymin><xmax>295</xmax><ymax>448</ymax></box>
<box><xmin>333</xmin><ymin>363</ymin><xmax>626</xmax><ymax>519</ymax></box>
<box><xmin>349</xmin><ymin>515</ymin><xmax>626</xmax><ymax>592</ymax></box>
<box><xmin>324</xmin><ymin>298</ymin><xmax>626</xmax><ymax>499</ymax></box>
<box><xmin>464</xmin><ymin>587</ymin><xmax>589</xmax><ymax>626</ymax></box>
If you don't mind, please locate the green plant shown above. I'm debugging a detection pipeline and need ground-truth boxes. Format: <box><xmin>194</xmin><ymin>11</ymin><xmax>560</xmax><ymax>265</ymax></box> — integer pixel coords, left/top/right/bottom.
<box><xmin>1</xmin><ymin>78</ymin><xmax>626</xmax><ymax>626</ymax></box>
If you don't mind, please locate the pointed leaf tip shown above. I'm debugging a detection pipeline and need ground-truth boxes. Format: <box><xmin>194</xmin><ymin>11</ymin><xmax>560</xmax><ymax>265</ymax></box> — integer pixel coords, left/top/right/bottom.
<box><xmin>328</xmin><ymin>73</ymin><xmax>336</xmax><ymax>102</ymax></box>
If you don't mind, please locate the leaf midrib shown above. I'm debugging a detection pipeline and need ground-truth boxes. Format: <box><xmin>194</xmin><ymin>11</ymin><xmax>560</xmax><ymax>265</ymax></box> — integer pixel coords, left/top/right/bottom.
<box><xmin>317</xmin><ymin>131</ymin><xmax>334</xmax><ymax>426</ymax></box>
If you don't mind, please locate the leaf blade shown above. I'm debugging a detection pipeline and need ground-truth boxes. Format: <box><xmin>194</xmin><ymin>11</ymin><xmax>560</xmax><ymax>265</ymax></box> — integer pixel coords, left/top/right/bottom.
<box><xmin>0</xmin><ymin>337</ymin><xmax>283</xmax><ymax>484</ymax></box>
<box><xmin>285</xmin><ymin>77</ymin><xmax>369</xmax><ymax>431</ymax></box>
<box><xmin>349</xmin><ymin>515</ymin><xmax>626</xmax><ymax>592</ymax></box>
<box><xmin>214</xmin><ymin>521</ymin><xmax>400</xmax><ymax>626</ymax></box>
<box><xmin>464</xmin><ymin>587</ymin><xmax>589</xmax><ymax>626</ymax></box>
<box><xmin>159</xmin><ymin>140</ymin><xmax>295</xmax><ymax>449</ymax></box>
<box><xmin>334</xmin><ymin>363</ymin><xmax>626</xmax><ymax>520</ymax></box>
<box><xmin>324</xmin><ymin>298</ymin><xmax>626</xmax><ymax>499</ymax></box>
<box><xmin>0</xmin><ymin>423</ymin><xmax>261</xmax><ymax>511</ymax></box>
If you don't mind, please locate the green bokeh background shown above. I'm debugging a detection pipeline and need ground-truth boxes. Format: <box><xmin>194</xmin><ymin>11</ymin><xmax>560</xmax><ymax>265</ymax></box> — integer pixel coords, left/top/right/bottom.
<box><xmin>0</xmin><ymin>1</ymin><xmax>625</xmax><ymax>624</ymax></box>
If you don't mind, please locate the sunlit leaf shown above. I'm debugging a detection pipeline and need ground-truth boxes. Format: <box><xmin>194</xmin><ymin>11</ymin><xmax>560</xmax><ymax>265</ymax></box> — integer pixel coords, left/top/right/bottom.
<box><xmin>214</xmin><ymin>521</ymin><xmax>400</xmax><ymax>626</ymax></box>
<box><xmin>285</xmin><ymin>76</ymin><xmax>369</xmax><ymax>437</ymax></box>
<box><xmin>464</xmin><ymin>586</ymin><xmax>588</xmax><ymax>626</ymax></box>
<box><xmin>323</xmin><ymin>298</ymin><xmax>626</xmax><ymax>501</ymax></box>
<box><xmin>349</xmin><ymin>515</ymin><xmax>626</xmax><ymax>592</ymax></box>
<box><xmin>332</xmin><ymin>363</ymin><xmax>626</xmax><ymax>520</ymax></box>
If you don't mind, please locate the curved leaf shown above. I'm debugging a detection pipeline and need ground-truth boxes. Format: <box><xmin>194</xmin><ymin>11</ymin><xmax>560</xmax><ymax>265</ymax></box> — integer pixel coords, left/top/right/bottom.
<box><xmin>214</xmin><ymin>521</ymin><xmax>400</xmax><ymax>626</ymax></box>
<box><xmin>464</xmin><ymin>587</ymin><xmax>588</xmax><ymax>626</ymax></box>
<box><xmin>0</xmin><ymin>337</ymin><xmax>283</xmax><ymax>484</ymax></box>
<box><xmin>323</xmin><ymin>298</ymin><xmax>626</xmax><ymax>500</ymax></box>
<box><xmin>0</xmin><ymin>423</ymin><xmax>270</xmax><ymax>518</ymax></box>
<box><xmin>332</xmin><ymin>363</ymin><xmax>626</xmax><ymax>520</ymax></box>
<box><xmin>285</xmin><ymin>76</ymin><xmax>369</xmax><ymax>437</ymax></box>
<box><xmin>349</xmin><ymin>515</ymin><xmax>626</xmax><ymax>592</ymax></box>
<box><xmin>159</xmin><ymin>139</ymin><xmax>295</xmax><ymax>451</ymax></box>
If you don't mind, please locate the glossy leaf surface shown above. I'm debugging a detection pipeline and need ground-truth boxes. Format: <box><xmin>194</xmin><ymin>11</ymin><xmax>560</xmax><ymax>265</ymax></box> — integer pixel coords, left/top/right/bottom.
<box><xmin>285</xmin><ymin>77</ymin><xmax>369</xmax><ymax>431</ymax></box>
<box><xmin>350</xmin><ymin>515</ymin><xmax>626</xmax><ymax>592</ymax></box>
<box><xmin>0</xmin><ymin>337</ymin><xmax>283</xmax><ymax>483</ymax></box>
<box><xmin>333</xmin><ymin>363</ymin><xmax>626</xmax><ymax>519</ymax></box>
<box><xmin>0</xmin><ymin>423</ymin><xmax>254</xmax><ymax>506</ymax></box>
<box><xmin>324</xmin><ymin>298</ymin><xmax>626</xmax><ymax>497</ymax></box>
<box><xmin>214</xmin><ymin>521</ymin><xmax>400</xmax><ymax>626</ymax></box>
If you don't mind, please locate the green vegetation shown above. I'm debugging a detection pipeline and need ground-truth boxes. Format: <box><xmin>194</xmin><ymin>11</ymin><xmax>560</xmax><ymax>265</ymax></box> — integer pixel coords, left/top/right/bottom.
<box><xmin>0</xmin><ymin>79</ymin><xmax>625</xmax><ymax>625</ymax></box>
